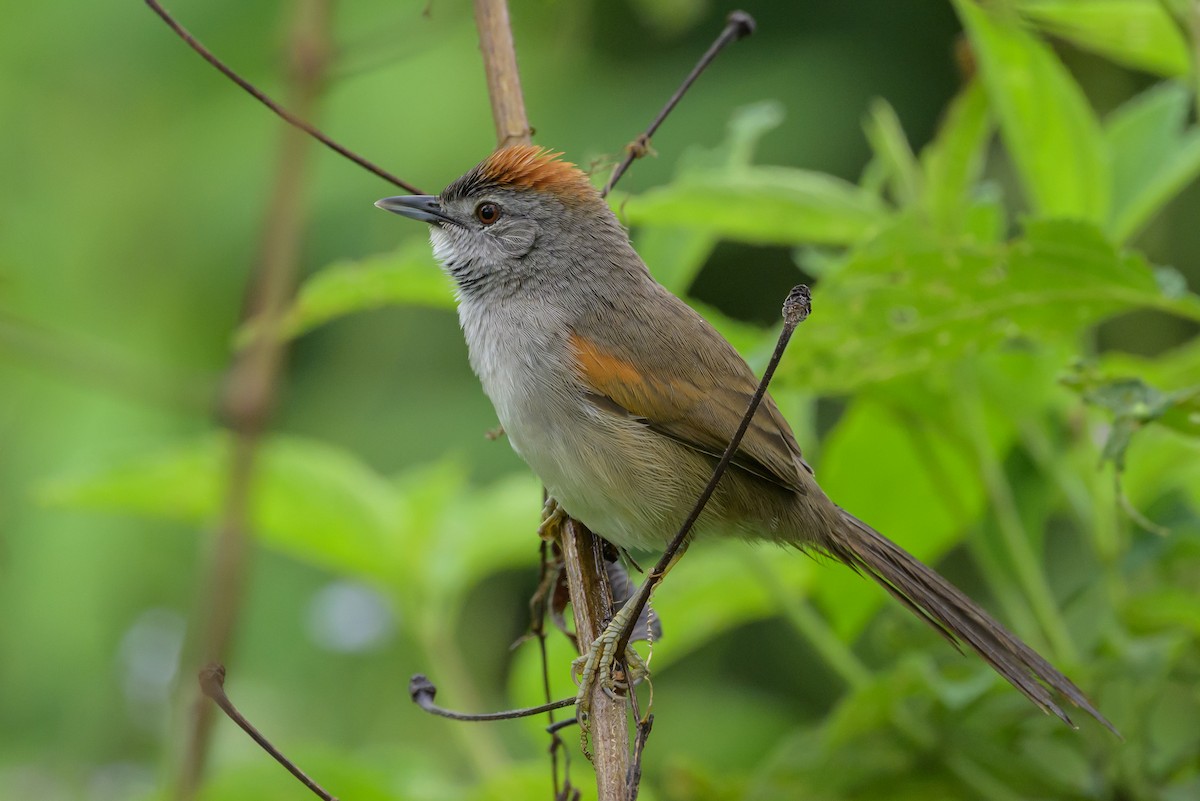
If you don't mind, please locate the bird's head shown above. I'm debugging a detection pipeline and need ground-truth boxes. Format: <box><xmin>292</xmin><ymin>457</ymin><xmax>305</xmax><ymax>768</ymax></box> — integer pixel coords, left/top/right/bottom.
<box><xmin>376</xmin><ymin>145</ymin><xmax>624</xmax><ymax>296</ymax></box>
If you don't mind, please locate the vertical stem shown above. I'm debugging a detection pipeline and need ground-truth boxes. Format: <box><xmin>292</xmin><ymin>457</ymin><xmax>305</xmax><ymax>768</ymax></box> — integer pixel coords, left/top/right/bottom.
<box><xmin>173</xmin><ymin>2</ymin><xmax>332</xmax><ymax>798</ymax></box>
<box><xmin>1182</xmin><ymin>0</ymin><xmax>1200</xmax><ymax>117</ymax></box>
<box><xmin>474</xmin><ymin>0</ymin><xmax>531</xmax><ymax>147</ymax></box>
<box><xmin>1192</xmin><ymin>3</ymin><xmax>1200</xmax><ymax>118</ymax></box>
<box><xmin>747</xmin><ymin>550</ymin><xmax>871</xmax><ymax>690</ymax></box>
<box><xmin>560</xmin><ymin>519</ymin><xmax>631</xmax><ymax>801</ymax></box>
<box><xmin>895</xmin><ymin>407</ymin><xmax>1042</xmax><ymax>638</ymax></box>
<box><xmin>1017</xmin><ymin>414</ymin><xmax>1121</xmax><ymax>566</ymax></box>
<box><xmin>416</xmin><ymin>618</ymin><xmax>510</xmax><ymax>775</ymax></box>
<box><xmin>954</xmin><ymin>386</ymin><xmax>1080</xmax><ymax>665</ymax></box>
<box><xmin>471</xmin><ymin>2</ymin><xmax>630</xmax><ymax>796</ymax></box>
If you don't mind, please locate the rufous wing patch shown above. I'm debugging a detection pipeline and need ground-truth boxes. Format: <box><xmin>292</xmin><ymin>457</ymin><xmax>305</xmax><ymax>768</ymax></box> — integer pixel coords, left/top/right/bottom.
<box><xmin>569</xmin><ymin>331</ymin><xmax>806</xmax><ymax>493</ymax></box>
<box><xmin>569</xmin><ymin>331</ymin><xmax>647</xmax><ymax>397</ymax></box>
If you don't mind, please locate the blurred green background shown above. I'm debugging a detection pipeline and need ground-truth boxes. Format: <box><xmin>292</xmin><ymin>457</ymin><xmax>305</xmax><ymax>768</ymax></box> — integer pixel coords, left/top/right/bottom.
<box><xmin>3</xmin><ymin>1</ymin><xmax>1200</xmax><ymax>799</ymax></box>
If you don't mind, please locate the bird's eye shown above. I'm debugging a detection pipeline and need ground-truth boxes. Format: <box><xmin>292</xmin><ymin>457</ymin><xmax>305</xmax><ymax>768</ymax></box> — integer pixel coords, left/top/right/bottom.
<box><xmin>475</xmin><ymin>202</ymin><xmax>501</xmax><ymax>225</ymax></box>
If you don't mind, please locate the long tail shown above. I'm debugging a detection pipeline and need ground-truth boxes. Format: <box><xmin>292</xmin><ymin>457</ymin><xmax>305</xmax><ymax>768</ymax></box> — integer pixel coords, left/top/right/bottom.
<box><xmin>826</xmin><ymin>510</ymin><xmax>1118</xmax><ymax>736</ymax></box>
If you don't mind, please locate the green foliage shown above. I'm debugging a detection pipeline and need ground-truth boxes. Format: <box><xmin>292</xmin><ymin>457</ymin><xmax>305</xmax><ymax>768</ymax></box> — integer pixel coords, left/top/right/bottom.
<box><xmin>619</xmin><ymin>167</ymin><xmax>890</xmax><ymax>246</ymax></box>
<box><xmin>1013</xmin><ymin>0</ymin><xmax>1192</xmax><ymax>77</ymax></box>
<box><xmin>9</xmin><ymin>1</ymin><xmax>1200</xmax><ymax>800</ymax></box>
<box><xmin>1067</xmin><ymin>370</ymin><xmax>1200</xmax><ymax>470</ymax></box>
<box><xmin>955</xmin><ymin>0</ymin><xmax>1112</xmax><ymax>224</ymax></box>
<box><xmin>919</xmin><ymin>80</ymin><xmax>994</xmax><ymax>236</ymax></box>
<box><xmin>1105</xmin><ymin>81</ymin><xmax>1200</xmax><ymax>241</ymax></box>
<box><xmin>249</xmin><ymin>238</ymin><xmax>455</xmax><ymax>344</ymax></box>
<box><xmin>786</xmin><ymin>218</ymin><xmax>1200</xmax><ymax>393</ymax></box>
<box><xmin>47</xmin><ymin>433</ymin><xmax>543</xmax><ymax>617</ymax></box>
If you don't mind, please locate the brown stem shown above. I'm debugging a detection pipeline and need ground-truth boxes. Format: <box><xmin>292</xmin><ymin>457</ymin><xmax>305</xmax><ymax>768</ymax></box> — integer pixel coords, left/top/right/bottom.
<box><xmin>560</xmin><ymin>518</ymin><xmax>631</xmax><ymax>801</ymax></box>
<box><xmin>199</xmin><ymin>664</ymin><xmax>340</xmax><ymax>801</ymax></box>
<box><xmin>173</xmin><ymin>2</ymin><xmax>332</xmax><ymax>798</ymax></box>
<box><xmin>627</xmin><ymin>713</ymin><xmax>654</xmax><ymax>801</ymax></box>
<box><xmin>471</xmin><ymin>2</ymin><xmax>631</xmax><ymax>796</ymax></box>
<box><xmin>532</xmin><ymin>538</ymin><xmax>568</xmax><ymax>797</ymax></box>
<box><xmin>473</xmin><ymin>0</ymin><xmax>532</xmax><ymax>147</ymax></box>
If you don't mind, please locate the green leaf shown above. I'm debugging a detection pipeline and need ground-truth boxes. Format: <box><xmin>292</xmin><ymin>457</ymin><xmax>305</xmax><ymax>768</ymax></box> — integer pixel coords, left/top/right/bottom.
<box><xmin>1016</xmin><ymin>733</ymin><xmax>1096</xmax><ymax>792</ymax></box>
<box><xmin>1118</xmin><ymin>421</ymin><xmax>1200</xmax><ymax>515</ymax></box>
<box><xmin>623</xmin><ymin>166</ymin><xmax>891</xmax><ymax>246</ymax></box>
<box><xmin>271</xmin><ymin>237</ymin><xmax>454</xmax><ymax>342</ymax></box>
<box><xmin>864</xmin><ymin>98</ymin><xmax>921</xmax><ymax>208</ymax></box>
<box><xmin>624</xmin><ymin>102</ymin><xmax>888</xmax><ymax>249</ymax></box>
<box><xmin>1146</xmin><ymin>683</ymin><xmax>1200</xmax><ymax>776</ymax></box>
<box><xmin>1125</xmin><ymin>588</ymin><xmax>1200</xmax><ymax>636</ymax></box>
<box><xmin>627</xmin><ymin>0</ymin><xmax>707</xmax><ymax>38</ymax></box>
<box><xmin>920</xmin><ymin>80</ymin><xmax>995</xmax><ymax>237</ymax></box>
<box><xmin>42</xmin><ymin>433</ymin><xmax>548</xmax><ymax>598</ymax></box>
<box><xmin>200</xmin><ymin>756</ymin><xmax>401</xmax><ymax>801</ymax></box>
<box><xmin>1063</xmin><ymin>368</ymin><xmax>1200</xmax><ymax>470</ymax></box>
<box><xmin>954</xmin><ymin>0</ymin><xmax>1110</xmax><ymax>223</ymax></box>
<box><xmin>816</xmin><ymin>391</ymin><xmax>990</xmax><ymax>638</ymax></box>
<box><xmin>685</xmin><ymin>99</ymin><xmax>788</xmax><ymax>172</ymax></box>
<box><xmin>633</xmin><ymin>101</ymin><xmax>788</xmax><ymax>293</ymax></box>
<box><xmin>1105</xmin><ymin>81</ymin><xmax>1200</xmax><ymax>241</ymax></box>
<box><xmin>422</xmin><ymin>470</ymin><xmax>546</xmax><ymax>605</ymax></box>
<box><xmin>1014</xmin><ymin>0</ymin><xmax>1191</xmax><ymax>77</ymax></box>
<box><xmin>42</xmin><ymin>433</ymin><xmax>400</xmax><ymax>581</ymax></box>
<box><xmin>1091</xmin><ymin>335</ymin><xmax>1200</xmax><ymax>393</ymax></box>
<box><xmin>961</xmin><ymin>190</ymin><xmax>1008</xmax><ymax>244</ymax></box>
<box><xmin>786</xmin><ymin>219</ymin><xmax>1200</xmax><ymax>394</ymax></box>
<box><xmin>748</xmin><ymin>662</ymin><xmax>1003</xmax><ymax>801</ymax></box>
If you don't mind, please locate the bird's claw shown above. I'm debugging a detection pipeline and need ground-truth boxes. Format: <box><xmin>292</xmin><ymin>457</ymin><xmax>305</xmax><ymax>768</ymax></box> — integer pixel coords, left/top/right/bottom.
<box><xmin>572</xmin><ymin>613</ymin><xmax>650</xmax><ymax>758</ymax></box>
<box><xmin>537</xmin><ymin>497</ymin><xmax>567</xmax><ymax>540</ymax></box>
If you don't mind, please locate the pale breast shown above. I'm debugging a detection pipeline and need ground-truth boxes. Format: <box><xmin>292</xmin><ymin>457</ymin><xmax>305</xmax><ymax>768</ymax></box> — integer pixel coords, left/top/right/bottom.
<box><xmin>457</xmin><ymin>296</ymin><xmax>689</xmax><ymax>549</ymax></box>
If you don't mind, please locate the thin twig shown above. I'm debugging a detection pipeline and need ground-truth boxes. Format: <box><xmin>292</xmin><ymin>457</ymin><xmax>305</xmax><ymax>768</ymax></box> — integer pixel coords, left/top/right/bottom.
<box><xmin>624</xmin><ymin>678</ymin><xmax>651</xmax><ymax>800</ymax></box>
<box><xmin>144</xmin><ymin>0</ymin><xmax>422</xmax><ymax>194</ymax></box>
<box><xmin>410</xmin><ymin>674</ymin><xmax>575</xmax><ymax>721</ymax></box>
<box><xmin>174</xmin><ymin>2</ymin><xmax>332</xmax><ymax>798</ymax></box>
<box><xmin>613</xmin><ymin>286</ymin><xmax>811</xmax><ymax>659</ymax></box>
<box><xmin>600</xmin><ymin>10</ymin><xmax>755</xmax><ymax>198</ymax></box>
<box><xmin>199</xmin><ymin>664</ymin><xmax>340</xmax><ymax>801</ymax></box>
<box><xmin>529</xmin><ymin>539</ymin><xmax>569</xmax><ymax>797</ymax></box>
<box><xmin>627</xmin><ymin>714</ymin><xmax>654</xmax><ymax>801</ymax></box>
<box><xmin>547</xmin><ymin>717</ymin><xmax>578</xmax><ymax>735</ymax></box>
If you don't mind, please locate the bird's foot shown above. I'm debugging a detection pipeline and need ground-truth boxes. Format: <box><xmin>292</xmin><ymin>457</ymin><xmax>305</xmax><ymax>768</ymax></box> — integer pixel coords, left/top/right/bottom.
<box><xmin>537</xmin><ymin>497</ymin><xmax>567</xmax><ymax>540</ymax></box>
<box><xmin>571</xmin><ymin>606</ymin><xmax>650</xmax><ymax>757</ymax></box>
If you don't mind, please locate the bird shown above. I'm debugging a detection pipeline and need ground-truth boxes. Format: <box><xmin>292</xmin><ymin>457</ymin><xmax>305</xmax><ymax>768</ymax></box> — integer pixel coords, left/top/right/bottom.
<box><xmin>376</xmin><ymin>144</ymin><xmax>1115</xmax><ymax>735</ymax></box>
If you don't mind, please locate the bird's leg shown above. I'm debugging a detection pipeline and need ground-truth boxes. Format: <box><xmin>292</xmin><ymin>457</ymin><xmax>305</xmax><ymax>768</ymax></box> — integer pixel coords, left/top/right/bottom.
<box><xmin>571</xmin><ymin>602</ymin><xmax>649</xmax><ymax>733</ymax></box>
<box><xmin>537</xmin><ymin>496</ymin><xmax>567</xmax><ymax>540</ymax></box>
<box><xmin>573</xmin><ymin>545</ymin><xmax>687</xmax><ymax>742</ymax></box>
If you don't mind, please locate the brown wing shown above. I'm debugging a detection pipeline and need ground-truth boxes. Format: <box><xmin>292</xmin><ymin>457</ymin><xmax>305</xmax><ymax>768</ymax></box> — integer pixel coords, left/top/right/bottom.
<box><xmin>568</xmin><ymin>287</ymin><xmax>809</xmax><ymax>494</ymax></box>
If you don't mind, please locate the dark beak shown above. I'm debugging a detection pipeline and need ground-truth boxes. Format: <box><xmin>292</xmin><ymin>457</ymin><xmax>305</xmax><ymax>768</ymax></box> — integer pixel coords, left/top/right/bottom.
<box><xmin>374</xmin><ymin>195</ymin><xmax>454</xmax><ymax>225</ymax></box>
